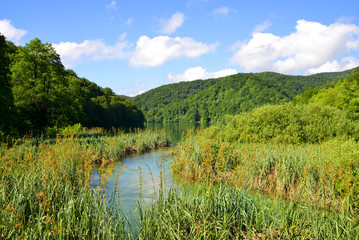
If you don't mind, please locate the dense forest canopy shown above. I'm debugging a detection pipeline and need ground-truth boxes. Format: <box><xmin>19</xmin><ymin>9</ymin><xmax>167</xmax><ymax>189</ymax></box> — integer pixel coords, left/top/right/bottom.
<box><xmin>0</xmin><ymin>35</ymin><xmax>145</xmax><ymax>136</ymax></box>
<box><xmin>133</xmin><ymin>69</ymin><xmax>354</xmax><ymax>123</ymax></box>
<box><xmin>294</xmin><ymin>69</ymin><xmax>359</xmax><ymax>119</ymax></box>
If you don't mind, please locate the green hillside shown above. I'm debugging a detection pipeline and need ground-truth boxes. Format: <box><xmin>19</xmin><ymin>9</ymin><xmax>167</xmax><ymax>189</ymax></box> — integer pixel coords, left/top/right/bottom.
<box><xmin>0</xmin><ymin>35</ymin><xmax>145</xmax><ymax>137</ymax></box>
<box><xmin>294</xmin><ymin>68</ymin><xmax>359</xmax><ymax>119</ymax></box>
<box><xmin>133</xmin><ymin>70</ymin><xmax>354</xmax><ymax>123</ymax></box>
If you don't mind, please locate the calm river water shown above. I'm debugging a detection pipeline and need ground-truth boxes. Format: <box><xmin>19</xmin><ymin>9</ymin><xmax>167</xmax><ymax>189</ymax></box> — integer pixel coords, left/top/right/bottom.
<box><xmin>91</xmin><ymin>122</ymin><xmax>207</xmax><ymax>214</ymax></box>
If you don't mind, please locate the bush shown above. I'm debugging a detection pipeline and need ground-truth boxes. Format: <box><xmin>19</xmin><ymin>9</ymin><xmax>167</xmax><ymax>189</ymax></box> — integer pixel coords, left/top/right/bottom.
<box><xmin>46</xmin><ymin>123</ymin><xmax>84</xmax><ymax>136</ymax></box>
<box><xmin>209</xmin><ymin>103</ymin><xmax>359</xmax><ymax>143</ymax></box>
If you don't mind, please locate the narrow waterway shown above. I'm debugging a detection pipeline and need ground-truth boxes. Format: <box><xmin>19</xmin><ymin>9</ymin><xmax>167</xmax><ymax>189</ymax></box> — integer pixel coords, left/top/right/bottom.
<box><xmin>91</xmin><ymin>148</ymin><xmax>174</xmax><ymax>214</ymax></box>
<box><xmin>91</xmin><ymin>122</ymin><xmax>208</xmax><ymax>214</ymax></box>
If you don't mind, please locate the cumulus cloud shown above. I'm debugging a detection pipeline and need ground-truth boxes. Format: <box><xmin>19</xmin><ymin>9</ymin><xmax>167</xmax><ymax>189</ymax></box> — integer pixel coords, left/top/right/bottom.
<box><xmin>306</xmin><ymin>57</ymin><xmax>359</xmax><ymax>75</ymax></box>
<box><xmin>168</xmin><ymin>66</ymin><xmax>237</xmax><ymax>82</ymax></box>
<box><xmin>212</xmin><ymin>7</ymin><xmax>229</xmax><ymax>16</ymax></box>
<box><xmin>53</xmin><ymin>38</ymin><xmax>130</xmax><ymax>68</ymax></box>
<box><xmin>130</xmin><ymin>35</ymin><xmax>218</xmax><ymax>67</ymax></box>
<box><xmin>231</xmin><ymin>20</ymin><xmax>359</xmax><ymax>74</ymax></box>
<box><xmin>159</xmin><ymin>13</ymin><xmax>185</xmax><ymax>34</ymax></box>
<box><xmin>0</xmin><ymin>19</ymin><xmax>27</xmax><ymax>43</ymax></box>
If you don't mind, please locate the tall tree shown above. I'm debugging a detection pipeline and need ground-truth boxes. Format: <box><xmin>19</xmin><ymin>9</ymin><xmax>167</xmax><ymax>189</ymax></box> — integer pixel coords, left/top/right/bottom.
<box><xmin>0</xmin><ymin>34</ymin><xmax>15</xmax><ymax>135</ymax></box>
<box><xmin>10</xmin><ymin>38</ymin><xmax>70</xmax><ymax>133</ymax></box>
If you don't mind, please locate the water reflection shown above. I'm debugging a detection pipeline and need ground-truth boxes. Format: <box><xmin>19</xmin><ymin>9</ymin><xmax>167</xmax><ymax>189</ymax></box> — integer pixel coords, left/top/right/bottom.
<box><xmin>146</xmin><ymin>122</ymin><xmax>209</xmax><ymax>142</ymax></box>
<box><xmin>91</xmin><ymin>122</ymin><xmax>210</xmax><ymax>214</ymax></box>
<box><xmin>91</xmin><ymin>149</ymin><xmax>174</xmax><ymax>214</ymax></box>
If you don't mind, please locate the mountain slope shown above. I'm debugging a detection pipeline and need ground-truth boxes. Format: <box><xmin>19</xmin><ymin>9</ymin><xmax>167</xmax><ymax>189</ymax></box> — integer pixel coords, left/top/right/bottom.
<box><xmin>133</xmin><ymin>69</ymin><xmax>355</xmax><ymax>123</ymax></box>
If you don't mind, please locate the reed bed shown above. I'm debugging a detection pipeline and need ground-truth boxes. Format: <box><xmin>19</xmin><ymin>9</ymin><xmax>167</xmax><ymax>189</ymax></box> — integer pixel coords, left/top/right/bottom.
<box><xmin>171</xmin><ymin>129</ymin><xmax>359</xmax><ymax>215</ymax></box>
<box><xmin>2</xmin><ymin>125</ymin><xmax>359</xmax><ymax>239</ymax></box>
<box><xmin>138</xmin><ymin>183</ymin><xmax>359</xmax><ymax>239</ymax></box>
<box><xmin>0</xmin><ymin>129</ymin><xmax>170</xmax><ymax>239</ymax></box>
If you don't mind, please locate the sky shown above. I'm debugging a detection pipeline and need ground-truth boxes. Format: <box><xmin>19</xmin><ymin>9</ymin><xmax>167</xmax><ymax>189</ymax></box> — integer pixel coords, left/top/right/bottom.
<box><xmin>1</xmin><ymin>0</ymin><xmax>359</xmax><ymax>96</ymax></box>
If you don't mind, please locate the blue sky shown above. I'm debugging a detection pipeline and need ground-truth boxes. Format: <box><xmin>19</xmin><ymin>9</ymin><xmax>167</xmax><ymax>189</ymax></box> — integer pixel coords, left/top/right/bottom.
<box><xmin>1</xmin><ymin>0</ymin><xmax>359</xmax><ymax>96</ymax></box>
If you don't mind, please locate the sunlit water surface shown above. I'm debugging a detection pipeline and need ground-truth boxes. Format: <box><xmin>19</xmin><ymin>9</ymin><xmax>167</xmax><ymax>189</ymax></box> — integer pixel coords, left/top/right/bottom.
<box><xmin>91</xmin><ymin>122</ymin><xmax>208</xmax><ymax>215</ymax></box>
<box><xmin>91</xmin><ymin>149</ymin><xmax>174</xmax><ymax>215</ymax></box>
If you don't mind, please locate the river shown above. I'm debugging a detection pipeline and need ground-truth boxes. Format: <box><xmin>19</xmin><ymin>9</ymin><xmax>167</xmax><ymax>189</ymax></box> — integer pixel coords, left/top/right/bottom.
<box><xmin>91</xmin><ymin>122</ymin><xmax>207</xmax><ymax>215</ymax></box>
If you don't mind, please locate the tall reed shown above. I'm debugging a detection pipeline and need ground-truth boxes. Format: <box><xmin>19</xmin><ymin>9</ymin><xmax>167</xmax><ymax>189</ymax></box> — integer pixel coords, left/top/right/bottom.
<box><xmin>0</xmin><ymin>129</ymin><xmax>170</xmax><ymax>238</ymax></box>
<box><xmin>171</xmin><ymin>129</ymin><xmax>359</xmax><ymax>214</ymax></box>
<box><xmin>138</xmin><ymin>183</ymin><xmax>359</xmax><ymax>239</ymax></box>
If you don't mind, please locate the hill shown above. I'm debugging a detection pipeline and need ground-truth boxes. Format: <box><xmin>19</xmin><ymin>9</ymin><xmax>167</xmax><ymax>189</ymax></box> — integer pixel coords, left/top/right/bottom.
<box><xmin>0</xmin><ymin>35</ymin><xmax>145</xmax><ymax>136</ymax></box>
<box><xmin>133</xmin><ymin>69</ymin><xmax>354</xmax><ymax>123</ymax></box>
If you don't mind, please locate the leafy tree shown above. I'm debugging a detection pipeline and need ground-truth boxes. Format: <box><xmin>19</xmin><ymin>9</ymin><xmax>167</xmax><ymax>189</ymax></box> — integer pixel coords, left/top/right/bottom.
<box><xmin>10</xmin><ymin>38</ymin><xmax>74</xmax><ymax>133</ymax></box>
<box><xmin>0</xmin><ymin>34</ymin><xmax>15</xmax><ymax>135</ymax></box>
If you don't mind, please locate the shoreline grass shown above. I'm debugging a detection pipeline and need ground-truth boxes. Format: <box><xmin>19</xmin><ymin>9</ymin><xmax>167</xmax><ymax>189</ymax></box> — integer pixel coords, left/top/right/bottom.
<box><xmin>138</xmin><ymin>183</ymin><xmax>359</xmax><ymax>239</ymax></box>
<box><xmin>2</xmin><ymin>126</ymin><xmax>359</xmax><ymax>239</ymax></box>
<box><xmin>0</xmin><ymin>129</ymin><xmax>170</xmax><ymax>239</ymax></box>
<box><xmin>171</xmin><ymin>128</ymin><xmax>359</xmax><ymax>216</ymax></box>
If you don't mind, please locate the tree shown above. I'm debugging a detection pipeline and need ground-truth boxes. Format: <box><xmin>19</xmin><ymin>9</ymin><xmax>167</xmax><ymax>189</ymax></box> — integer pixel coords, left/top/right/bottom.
<box><xmin>0</xmin><ymin>34</ymin><xmax>15</xmax><ymax>135</ymax></box>
<box><xmin>10</xmin><ymin>38</ymin><xmax>70</xmax><ymax>133</ymax></box>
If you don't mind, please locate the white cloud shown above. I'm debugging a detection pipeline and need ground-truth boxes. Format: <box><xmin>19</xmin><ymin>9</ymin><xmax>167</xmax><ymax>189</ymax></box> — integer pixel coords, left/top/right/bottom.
<box><xmin>253</xmin><ymin>20</ymin><xmax>271</xmax><ymax>33</ymax></box>
<box><xmin>106</xmin><ymin>0</ymin><xmax>117</xmax><ymax>10</ymax></box>
<box><xmin>305</xmin><ymin>57</ymin><xmax>359</xmax><ymax>75</ymax></box>
<box><xmin>159</xmin><ymin>13</ymin><xmax>185</xmax><ymax>34</ymax></box>
<box><xmin>130</xmin><ymin>35</ymin><xmax>218</xmax><ymax>67</ymax></box>
<box><xmin>0</xmin><ymin>19</ymin><xmax>27</xmax><ymax>43</ymax></box>
<box><xmin>53</xmin><ymin>38</ymin><xmax>130</xmax><ymax>68</ymax></box>
<box><xmin>231</xmin><ymin>20</ymin><xmax>359</xmax><ymax>74</ymax></box>
<box><xmin>212</xmin><ymin>7</ymin><xmax>229</xmax><ymax>16</ymax></box>
<box><xmin>168</xmin><ymin>66</ymin><xmax>237</xmax><ymax>82</ymax></box>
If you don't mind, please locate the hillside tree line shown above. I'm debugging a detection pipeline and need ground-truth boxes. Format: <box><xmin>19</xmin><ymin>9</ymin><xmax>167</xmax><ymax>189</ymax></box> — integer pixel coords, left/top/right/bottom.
<box><xmin>0</xmin><ymin>34</ymin><xmax>145</xmax><ymax>136</ymax></box>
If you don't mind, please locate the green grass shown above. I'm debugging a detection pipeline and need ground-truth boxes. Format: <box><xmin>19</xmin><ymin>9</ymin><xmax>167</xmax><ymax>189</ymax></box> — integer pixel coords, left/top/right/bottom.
<box><xmin>138</xmin><ymin>183</ymin><xmax>359</xmax><ymax>239</ymax></box>
<box><xmin>171</xmin><ymin>129</ymin><xmax>359</xmax><ymax>214</ymax></box>
<box><xmin>0</xmin><ymin>129</ymin><xmax>170</xmax><ymax>239</ymax></box>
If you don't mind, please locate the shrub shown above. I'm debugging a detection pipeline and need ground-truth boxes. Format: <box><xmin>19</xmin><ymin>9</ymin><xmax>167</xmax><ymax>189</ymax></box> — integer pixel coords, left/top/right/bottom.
<box><xmin>209</xmin><ymin>103</ymin><xmax>359</xmax><ymax>143</ymax></box>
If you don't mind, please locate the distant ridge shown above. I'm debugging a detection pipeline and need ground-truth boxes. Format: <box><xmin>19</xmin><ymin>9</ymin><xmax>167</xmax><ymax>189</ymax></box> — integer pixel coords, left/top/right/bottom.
<box><xmin>133</xmin><ymin>68</ymin><xmax>356</xmax><ymax>123</ymax></box>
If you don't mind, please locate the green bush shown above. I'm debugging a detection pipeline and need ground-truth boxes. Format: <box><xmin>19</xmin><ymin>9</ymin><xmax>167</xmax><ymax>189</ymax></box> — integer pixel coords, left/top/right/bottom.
<box><xmin>210</xmin><ymin>103</ymin><xmax>359</xmax><ymax>143</ymax></box>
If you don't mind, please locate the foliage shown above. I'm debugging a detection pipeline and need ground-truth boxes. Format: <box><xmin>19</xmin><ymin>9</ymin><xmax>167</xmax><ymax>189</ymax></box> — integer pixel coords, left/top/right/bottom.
<box><xmin>46</xmin><ymin>123</ymin><xmax>84</xmax><ymax>136</ymax></box>
<box><xmin>0</xmin><ymin>36</ymin><xmax>145</xmax><ymax>136</ymax></box>
<box><xmin>133</xmin><ymin>70</ymin><xmax>352</xmax><ymax>123</ymax></box>
<box><xmin>209</xmin><ymin>103</ymin><xmax>359</xmax><ymax>143</ymax></box>
<box><xmin>10</xmin><ymin>38</ymin><xmax>72</xmax><ymax>133</ymax></box>
<box><xmin>84</xmin><ymin>87</ymin><xmax>145</xmax><ymax>129</ymax></box>
<box><xmin>0</xmin><ymin>34</ymin><xmax>16</xmax><ymax>136</ymax></box>
<box><xmin>294</xmin><ymin>68</ymin><xmax>359</xmax><ymax>119</ymax></box>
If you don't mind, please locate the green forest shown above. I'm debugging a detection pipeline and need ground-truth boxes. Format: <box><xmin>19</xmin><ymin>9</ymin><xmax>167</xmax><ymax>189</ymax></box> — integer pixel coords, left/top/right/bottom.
<box><xmin>0</xmin><ymin>34</ymin><xmax>145</xmax><ymax>138</ymax></box>
<box><xmin>133</xmin><ymin>69</ymin><xmax>353</xmax><ymax>123</ymax></box>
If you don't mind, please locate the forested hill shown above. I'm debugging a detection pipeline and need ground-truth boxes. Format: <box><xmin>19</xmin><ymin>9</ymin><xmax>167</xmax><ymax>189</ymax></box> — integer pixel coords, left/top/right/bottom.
<box><xmin>133</xmin><ymin>70</ymin><xmax>354</xmax><ymax>123</ymax></box>
<box><xmin>0</xmin><ymin>35</ymin><xmax>145</xmax><ymax>137</ymax></box>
